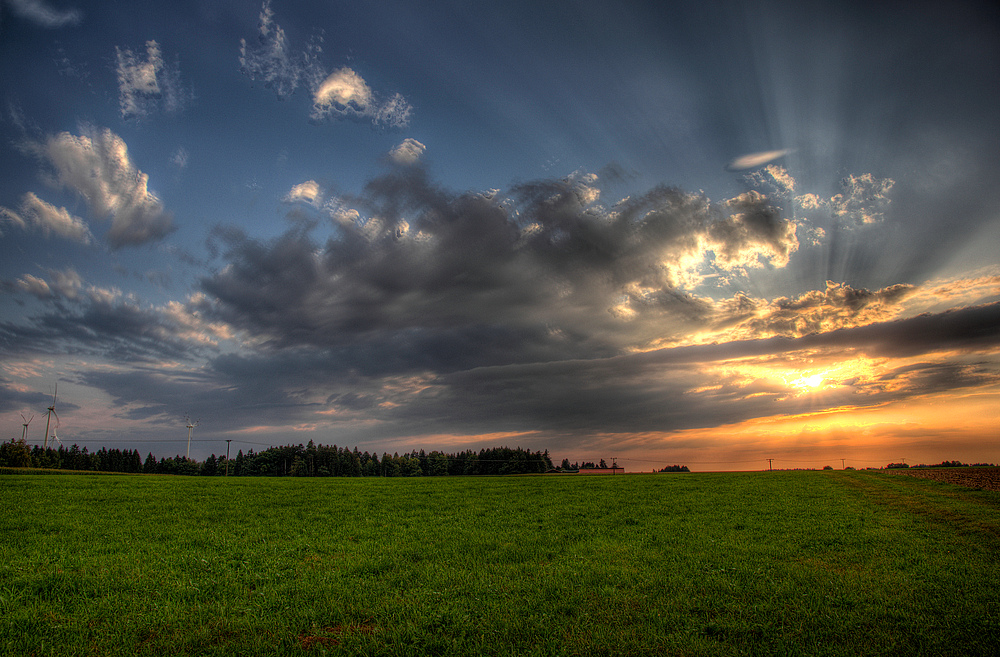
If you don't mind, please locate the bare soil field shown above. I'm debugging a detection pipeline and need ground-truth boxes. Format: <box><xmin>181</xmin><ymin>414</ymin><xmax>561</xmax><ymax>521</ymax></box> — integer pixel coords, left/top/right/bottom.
<box><xmin>887</xmin><ymin>466</ymin><xmax>1000</xmax><ymax>491</ymax></box>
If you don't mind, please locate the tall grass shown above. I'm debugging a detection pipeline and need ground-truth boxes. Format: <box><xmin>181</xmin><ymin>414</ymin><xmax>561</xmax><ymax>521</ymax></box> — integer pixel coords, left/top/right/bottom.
<box><xmin>1</xmin><ymin>471</ymin><xmax>998</xmax><ymax>655</ymax></box>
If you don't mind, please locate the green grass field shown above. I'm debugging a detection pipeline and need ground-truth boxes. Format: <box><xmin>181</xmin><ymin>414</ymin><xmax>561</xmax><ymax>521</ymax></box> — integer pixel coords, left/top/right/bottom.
<box><xmin>2</xmin><ymin>471</ymin><xmax>998</xmax><ymax>656</ymax></box>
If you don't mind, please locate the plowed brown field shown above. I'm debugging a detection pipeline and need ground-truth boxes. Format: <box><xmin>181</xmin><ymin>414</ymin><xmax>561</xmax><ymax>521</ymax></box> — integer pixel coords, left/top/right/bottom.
<box><xmin>887</xmin><ymin>466</ymin><xmax>1000</xmax><ymax>491</ymax></box>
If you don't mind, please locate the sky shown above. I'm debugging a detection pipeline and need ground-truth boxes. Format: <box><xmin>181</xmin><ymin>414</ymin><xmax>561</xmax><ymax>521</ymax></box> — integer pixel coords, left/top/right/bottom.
<box><xmin>1</xmin><ymin>0</ymin><xmax>998</xmax><ymax>471</ymax></box>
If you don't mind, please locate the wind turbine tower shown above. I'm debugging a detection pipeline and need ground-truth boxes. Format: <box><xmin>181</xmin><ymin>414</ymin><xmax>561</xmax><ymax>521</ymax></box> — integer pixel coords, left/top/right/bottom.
<box><xmin>185</xmin><ymin>416</ymin><xmax>199</xmax><ymax>460</ymax></box>
<box><xmin>20</xmin><ymin>413</ymin><xmax>33</xmax><ymax>442</ymax></box>
<box><xmin>43</xmin><ymin>386</ymin><xmax>59</xmax><ymax>449</ymax></box>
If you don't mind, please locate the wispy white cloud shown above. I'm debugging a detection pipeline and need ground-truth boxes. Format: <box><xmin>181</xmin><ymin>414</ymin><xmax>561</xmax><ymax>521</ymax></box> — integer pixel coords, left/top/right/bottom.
<box><xmin>33</xmin><ymin>126</ymin><xmax>175</xmax><ymax>248</ymax></box>
<box><xmin>5</xmin><ymin>0</ymin><xmax>81</xmax><ymax>28</ymax></box>
<box><xmin>15</xmin><ymin>274</ymin><xmax>52</xmax><ymax>298</ymax></box>
<box><xmin>115</xmin><ymin>40</ymin><xmax>191</xmax><ymax>119</ymax></box>
<box><xmin>726</xmin><ymin>149</ymin><xmax>793</xmax><ymax>171</ymax></box>
<box><xmin>14</xmin><ymin>268</ymin><xmax>84</xmax><ymax>300</ymax></box>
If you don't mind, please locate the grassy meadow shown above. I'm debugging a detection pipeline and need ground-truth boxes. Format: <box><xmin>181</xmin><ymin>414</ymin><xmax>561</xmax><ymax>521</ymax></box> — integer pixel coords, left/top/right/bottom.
<box><xmin>1</xmin><ymin>470</ymin><xmax>998</xmax><ymax>656</ymax></box>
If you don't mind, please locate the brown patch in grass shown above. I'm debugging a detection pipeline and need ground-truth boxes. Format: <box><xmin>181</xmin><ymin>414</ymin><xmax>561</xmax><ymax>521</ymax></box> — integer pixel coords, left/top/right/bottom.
<box><xmin>886</xmin><ymin>467</ymin><xmax>1000</xmax><ymax>492</ymax></box>
<box><xmin>298</xmin><ymin>632</ymin><xmax>340</xmax><ymax>650</ymax></box>
<box><xmin>297</xmin><ymin>622</ymin><xmax>377</xmax><ymax>650</ymax></box>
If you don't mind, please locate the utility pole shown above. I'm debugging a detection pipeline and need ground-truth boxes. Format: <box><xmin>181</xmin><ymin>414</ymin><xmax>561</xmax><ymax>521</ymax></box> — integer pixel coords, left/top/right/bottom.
<box><xmin>225</xmin><ymin>439</ymin><xmax>232</xmax><ymax>476</ymax></box>
<box><xmin>841</xmin><ymin>458</ymin><xmax>846</xmax><ymax>470</ymax></box>
<box><xmin>767</xmin><ymin>458</ymin><xmax>773</xmax><ymax>471</ymax></box>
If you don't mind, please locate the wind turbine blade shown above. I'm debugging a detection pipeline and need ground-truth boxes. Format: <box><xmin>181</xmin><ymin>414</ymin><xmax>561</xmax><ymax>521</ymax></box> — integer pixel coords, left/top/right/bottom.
<box><xmin>52</xmin><ymin>410</ymin><xmax>60</xmax><ymax>427</ymax></box>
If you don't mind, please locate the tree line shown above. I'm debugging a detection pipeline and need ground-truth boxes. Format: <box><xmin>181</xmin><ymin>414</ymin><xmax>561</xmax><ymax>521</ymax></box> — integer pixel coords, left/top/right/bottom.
<box><xmin>885</xmin><ymin>460</ymin><xmax>995</xmax><ymax>469</ymax></box>
<box><xmin>0</xmin><ymin>439</ymin><xmax>555</xmax><ymax>477</ymax></box>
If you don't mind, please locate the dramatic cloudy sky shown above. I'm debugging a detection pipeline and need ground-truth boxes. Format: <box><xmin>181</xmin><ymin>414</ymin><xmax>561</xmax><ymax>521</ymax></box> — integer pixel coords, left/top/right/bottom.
<box><xmin>2</xmin><ymin>0</ymin><xmax>998</xmax><ymax>469</ymax></box>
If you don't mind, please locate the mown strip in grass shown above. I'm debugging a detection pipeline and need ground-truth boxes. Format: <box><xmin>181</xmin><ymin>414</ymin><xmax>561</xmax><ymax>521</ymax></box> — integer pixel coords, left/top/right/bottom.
<box><xmin>1</xmin><ymin>471</ymin><xmax>998</xmax><ymax>656</ymax></box>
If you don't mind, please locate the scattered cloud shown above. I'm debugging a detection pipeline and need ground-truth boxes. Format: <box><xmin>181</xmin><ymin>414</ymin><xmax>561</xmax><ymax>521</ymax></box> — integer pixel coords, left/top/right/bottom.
<box><xmin>169</xmin><ymin>147</ymin><xmax>188</xmax><ymax>169</ymax></box>
<box><xmin>0</xmin><ymin>192</ymin><xmax>92</xmax><ymax>244</ymax></box>
<box><xmin>16</xmin><ymin>274</ymin><xmax>52</xmax><ymax>298</ymax></box>
<box><xmin>312</xmin><ymin>68</ymin><xmax>372</xmax><ymax>116</ymax></box>
<box><xmin>0</xmin><ymin>273</ymin><xmax>228</xmax><ymax>364</ymax></box>
<box><xmin>389</xmin><ymin>138</ymin><xmax>426</xmax><ymax>165</ymax></box>
<box><xmin>310</xmin><ymin>67</ymin><xmax>412</xmax><ymax>127</ymax></box>
<box><xmin>283</xmin><ymin>180</ymin><xmax>322</xmax><ymax>205</ymax></box>
<box><xmin>709</xmin><ymin>280</ymin><xmax>916</xmax><ymax>342</ymax></box>
<box><xmin>240</xmin><ymin>0</ymin><xmax>411</xmax><ymax>128</ymax></box>
<box><xmin>238</xmin><ymin>0</ymin><xmax>314</xmax><ymax>99</ymax></box>
<box><xmin>827</xmin><ymin>173</ymin><xmax>895</xmax><ymax>225</ymax></box>
<box><xmin>32</xmin><ymin>126</ymin><xmax>175</xmax><ymax>248</ymax></box>
<box><xmin>793</xmin><ymin>173</ymin><xmax>895</xmax><ymax>226</ymax></box>
<box><xmin>49</xmin><ymin>268</ymin><xmax>83</xmax><ymax>298</ymax></box>
<box><xmin>115</xmin><ymin>40</ymin><xmax>191</xmax><ymax>119</ymax></box>
<box><xmin>744</xmin><ymin>164</ymin><xmax>795</xmax><ymax>196</ymax></box>
<box><xmin>746</xmin><ymin>166</ymin><xmax>895</xmax><ymax>228</ymax></box>
<box><xmin>5</xmin><ymin>0</ymin><xmax>81</xmax><ymax>28</ymax></box>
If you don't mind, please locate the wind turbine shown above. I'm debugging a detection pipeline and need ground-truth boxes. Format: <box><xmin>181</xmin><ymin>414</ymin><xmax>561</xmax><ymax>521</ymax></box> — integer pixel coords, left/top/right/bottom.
<box><xmin>51</xmin><ymin>425</ymin><xmax>63</xmax><ymax>448</ymax></box>
<box><xmin>20</xmin><ymin>413</ymin><xmax>33</xmax><ymax>442</ymax></box>
<box><xmin>43</xmin><ymin>385</ymin><xmax>59</xmax><ymax>449</ymax></box>
<box><xmin>185</xmin><ymin>416</ymin><xmax>199</xmax><ymax>460</ymax></box>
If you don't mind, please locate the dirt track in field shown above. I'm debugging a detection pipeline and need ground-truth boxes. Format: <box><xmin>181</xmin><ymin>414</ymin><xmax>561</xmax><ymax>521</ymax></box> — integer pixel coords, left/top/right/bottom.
<box><xmin>886</xmin><ymin>467</ymin><xmax>1000</xmax><ymax>492</ymax></box>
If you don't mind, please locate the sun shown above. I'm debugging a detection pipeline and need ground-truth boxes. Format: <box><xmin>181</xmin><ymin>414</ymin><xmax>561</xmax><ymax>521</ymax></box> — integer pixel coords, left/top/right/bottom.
<box><xmin>790</xmin><ymin>372</ymin><xmax>825</xmax><ymax>391</ymax></box>
<box><xmin>801</xmin><ymin>373</ymin><xmax>825</xmax><ymax>388</ymax></box>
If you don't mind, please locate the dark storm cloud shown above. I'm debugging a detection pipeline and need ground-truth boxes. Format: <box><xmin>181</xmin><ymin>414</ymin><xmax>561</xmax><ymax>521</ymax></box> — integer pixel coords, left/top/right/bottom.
<box><xmin>77</xmin><ymin>366</ymin><xmax>317</xmax><ymax>427</ymax></box>
<box><xmin>364</xmin><ymin>302</ymin><xmax>1000</xmax><ymax>438</ymax></box>
<box><xmin>177</xmin><ymin>149</ymin><xmax>1000</xmax><ymax>441</ymax></box>
<box><xmin>200</xmin><ymin>169</ymin><xmax>799</xmax><ymax>371</ymax></box>
<box><xmin>792</xmin><ymin>301</ymin><xmax>1000</xmax><ymax>359</ymax></box>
